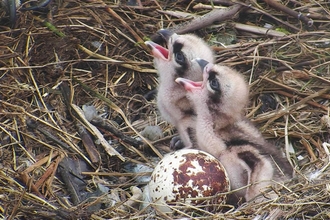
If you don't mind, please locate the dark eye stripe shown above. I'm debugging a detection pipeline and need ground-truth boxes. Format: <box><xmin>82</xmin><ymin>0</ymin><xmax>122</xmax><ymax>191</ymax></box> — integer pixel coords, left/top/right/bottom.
<box><xmin>208</xmin><ymin>71</ymin><xmax>217</xmax><ymax>81</ymax></box>
<box><xmin>173</xmin><ymin>42</ymin><xmax>183</xmax><ymax>53</ymax></box>
<box><xmin>173</xmin><ymin>42</ymin><xmax>188</xmax><ymax>76</ymax></box>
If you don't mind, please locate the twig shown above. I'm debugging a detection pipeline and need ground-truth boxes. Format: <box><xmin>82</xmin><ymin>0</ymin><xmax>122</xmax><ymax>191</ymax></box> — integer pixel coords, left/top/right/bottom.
<box><xmin>301</xmin><ymin>138</ymin><xmax>317</xmax><ymax>161</ymax></box>
<box><xmin>71</xmin><ymin>104</ymin><xmax>125</xmax><ymax>162</ymax></box>
<box><xmin>26</xmin><ymin>119</ymin><xmax>73</xmax><ymax>152</ymax></box>
<box><xmin>261</xmin><ymin>87</ymin><xmax>330</xmax><ymax>130</ymax></box>
<box><xmin>91</xmin><ymin>117</ymin><xmax>143</xmax><ymax>148</ymax></box>
<box><xmin>275</xmin><ymin>59</ymin><xmax>323</xmax><ymax>71</ymax></box>
<box><xmin>32</xmin><ymin>15</ymin><xmax>65</xmax><ymax>37</ymax></box>
<box><xmin>156</xmin><ymin>9</ymin><xmax>198</xmax><ymax>18</ymax></box>
<box><xmin>77</xmin><ymin>45</ymin><xmax>156</xmax><ymax>73</ymax></box>
<box><xmin>232</xmin><ymin>23</ymin><xmax>286</xmax><ymax>37</ymax></box>
<box><xmin>275</xmin><ymin>90</ymin><xmax>328</xmax><ymax>111</ymax></box>
<box><xmin>76</xmin><ymin>123</ymin><xmax>101</xmax><ymax>164</ymax></box>
<box><xmin>236</xmin><ymin>1</ymin><xmax>300</xmax><ymax>32</ymax></box>
<box><xmin>169</xmin><ymin>4</ymin><xmax>244</xmax><ymax>34</ymax></box>
<box><xmin>263</xmin><ymin>0</ymin><xmax>313</xmax><ymax>27</ymax></box>
<box><xmin>73</xmin><ymin>77</ymin><xmax>163</xmax><ymax>160</ymax></box>
<box><xmin>104</xmin><ymin>6</ymin><xmax>149</xmax><ymax>51</ymax></box>
<box><xmin>26</xmin><ymin>118</ymin><xmax>95</xmax><ymax>167</ymax></box>
<box><xmin>60</xmin><ymin>82</ymin><xmax>101</xmax><ymax>165</ymax></box>
<box><xmin>193</xmin><ymin>3</ymin><xmax>226</xmax><ymax>10</ymax></box>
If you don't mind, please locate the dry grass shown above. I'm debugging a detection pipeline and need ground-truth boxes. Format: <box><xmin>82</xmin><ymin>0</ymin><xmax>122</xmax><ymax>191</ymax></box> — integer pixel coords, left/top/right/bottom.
<box><xmin>1</xmin><ymin>0</ymin><xmax>330</xmax><ymax>219</ymax></box>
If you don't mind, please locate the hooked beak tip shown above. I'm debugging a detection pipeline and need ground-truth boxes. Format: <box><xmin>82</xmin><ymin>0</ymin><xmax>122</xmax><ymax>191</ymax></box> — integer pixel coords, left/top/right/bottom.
<box><xmin>195</xmin><ymin>58</ymin><xmax>209</xmax><ymax>71</ymax></box>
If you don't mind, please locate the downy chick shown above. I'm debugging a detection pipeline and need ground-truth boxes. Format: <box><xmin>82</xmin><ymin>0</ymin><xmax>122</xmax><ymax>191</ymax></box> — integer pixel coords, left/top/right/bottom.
<box><xmin>175</xmin><ymin>59</ymin><xmax>293</xmax><ymax>202</ymax></box>
<box><xmin>145</xmin><ymin>30</ymin><xmax>214</xmax><ymax>149</ymax></box>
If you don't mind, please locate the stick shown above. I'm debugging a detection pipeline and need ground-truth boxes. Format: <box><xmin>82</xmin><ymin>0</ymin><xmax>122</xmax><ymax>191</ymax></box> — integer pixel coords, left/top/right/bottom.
<box><xmin>263</xmin><ymin>0</ymin><xmax>313</xmax><ymax>27</ymax></box>
<box><xmin>170</xmin><ymin>4</ymin><xmax>243</xmax><ymax>34</ymax></box>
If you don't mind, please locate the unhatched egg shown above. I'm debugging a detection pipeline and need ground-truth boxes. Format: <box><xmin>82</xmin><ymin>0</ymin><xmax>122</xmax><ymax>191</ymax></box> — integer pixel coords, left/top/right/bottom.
<box><xmin>144</xmin><ymin>149</ymin><xmax>230</xmax><ymax>212</ymax></box>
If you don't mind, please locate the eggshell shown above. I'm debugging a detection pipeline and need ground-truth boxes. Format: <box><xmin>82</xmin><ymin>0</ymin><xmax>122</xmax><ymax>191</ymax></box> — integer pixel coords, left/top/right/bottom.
<box><xmin>146</xmin><ymin>149</ymin><xmax>230</xmax><ymax>212</ymax></box>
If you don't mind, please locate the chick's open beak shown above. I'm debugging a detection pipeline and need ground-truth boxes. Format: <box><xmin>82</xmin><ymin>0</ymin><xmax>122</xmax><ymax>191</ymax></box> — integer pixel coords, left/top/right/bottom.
<box><xmin>175</xmin><ymin>77</ymin><xmax>203</xmax><ymax>92</ymax></box>
<box><xmin>145</xmin><ymin>41</ymin><xmax>169</xmax><ymax>60</ymax></box>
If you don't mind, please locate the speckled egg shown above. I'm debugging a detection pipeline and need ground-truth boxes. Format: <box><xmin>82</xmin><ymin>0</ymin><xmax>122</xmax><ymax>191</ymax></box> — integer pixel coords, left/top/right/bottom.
<box><xmin>145</xmin><ymin>149</ymin><xmax>230</xmax><ymax>212</ymax></box>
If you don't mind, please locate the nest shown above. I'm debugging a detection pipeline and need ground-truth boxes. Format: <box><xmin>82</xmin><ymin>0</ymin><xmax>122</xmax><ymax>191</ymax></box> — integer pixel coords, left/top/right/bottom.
<box><xmin>1</xmin><ymin>0</ymin><xmax>330</xmax><ymax>219</ymax></box>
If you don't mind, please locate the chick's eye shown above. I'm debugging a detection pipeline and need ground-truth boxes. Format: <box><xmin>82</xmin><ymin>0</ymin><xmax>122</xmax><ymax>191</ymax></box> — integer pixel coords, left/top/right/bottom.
<box><xmin>175</xmin><ymin>51</ymin><xmax>185</xmax><ymax>64</ymax></box>
<box><xmin>209</xmin><ymin>78</ymin><xmax>220</xmax><ymax>92</ymax></box>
